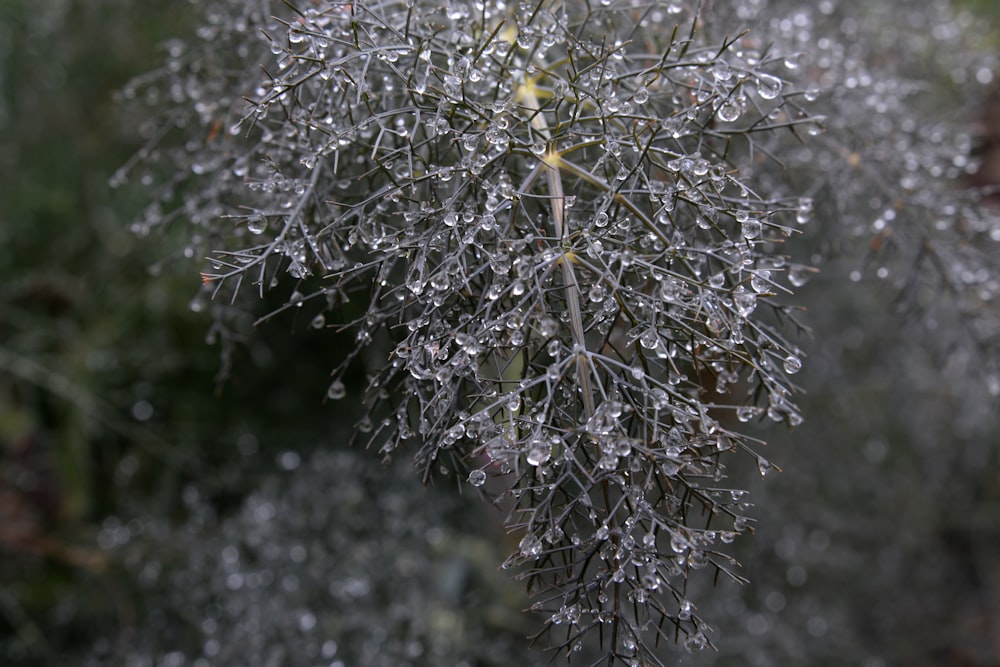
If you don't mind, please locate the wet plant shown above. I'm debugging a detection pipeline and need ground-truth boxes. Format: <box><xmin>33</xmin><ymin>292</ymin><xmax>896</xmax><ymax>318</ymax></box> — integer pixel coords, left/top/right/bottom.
<box><xmin>116</xmin><ymin>0</ymin><xmax>1000</xmax><ymax>664</ymax></box>
<box><xmin>87</xmin><ymin>448</ymin><xmax>538</xmax><ymax>667</ymax></box>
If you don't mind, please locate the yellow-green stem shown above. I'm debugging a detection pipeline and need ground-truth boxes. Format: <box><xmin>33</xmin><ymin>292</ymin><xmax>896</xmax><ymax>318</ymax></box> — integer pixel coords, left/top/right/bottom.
<box><xmin>516</xmin><ymin>72</ymin><xmax>595</xmax><ymax>418</ymax></box>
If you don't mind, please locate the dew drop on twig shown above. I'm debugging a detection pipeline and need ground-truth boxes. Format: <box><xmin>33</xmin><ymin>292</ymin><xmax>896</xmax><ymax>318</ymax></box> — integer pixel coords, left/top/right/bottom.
<box><xmin>246</xmin><ymin>215</ymin><xmax>267</xmax><ymax>235</ymax></box>
<box><xmin>468</xmin><ymin>469</ymin><xmax>486</xmax><ymax>487</ymax></box>
<box><xmin>326</xmin><ymin>379</ymin><xmax>346</xmax><ymax>400</ymax></box>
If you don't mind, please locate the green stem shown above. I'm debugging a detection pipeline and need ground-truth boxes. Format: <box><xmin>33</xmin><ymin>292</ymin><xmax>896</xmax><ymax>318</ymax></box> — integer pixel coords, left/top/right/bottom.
<box><xmin>516</xmin><ymin>71</ymin><xmax>595</xmax><ymax>418</ymax></box>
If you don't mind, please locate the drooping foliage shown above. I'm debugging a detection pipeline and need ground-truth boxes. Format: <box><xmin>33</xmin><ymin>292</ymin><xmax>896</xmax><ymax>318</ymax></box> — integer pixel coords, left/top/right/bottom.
<box><xmin>115</xmin><ymin>1</ymin><xmax>999</xmax><ymax>663</ymax></box>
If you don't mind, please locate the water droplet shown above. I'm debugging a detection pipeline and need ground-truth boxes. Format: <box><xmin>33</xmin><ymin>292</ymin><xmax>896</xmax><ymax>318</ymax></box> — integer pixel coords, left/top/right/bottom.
<box><xmin>741</xmin><ymin>219</ymin><xmax>762</xmax><ymax>239</ymax></box>
<box><xmin>247</xmin><ymin>215</ymin><xmax>267</xmax><ymax>235</ymax></box>
<box><xmin>326</xmin><ymin>379</ymin><xmax>346</xmax><ymax>400</ymax></box>
<box><xmin>633</xmin><ymin>86</ymin><xmax>649</xmax><ymax>104</ymax></box>
<box><xmin>788</xmin><ymin>265</ymin><xmax>811</xmax><ymax>287</ymax></box>
<box><xmin>278</xmin><ymin>450</ymin><xmax>301</xmax><ymax>470</ymax></box>
<box><xmin>486</xmin><ymin>124</ymin><xmax>507</xmax><ymax>146</ymax></box>
<box><xmin>678</xmin><ymin>599</ymin><xmax>694</xmax><ymax>621</ymax></box>
<box><xmin>756</xmin><ymin>73</ymin><xmax>783</xmax><ymax>100</ymax></box>
<box><xmin>717</xmin><ymin>98</ymin><xmax>742</xmax><ymax>122</ymax></box>
<box><xmin>783</xmin><ymin>355</ymin><xmax>802</xmax><ymax>374</ymax></box>
<box><xmin>757</xmin><ymin>457</ymin><xmax>773</xmax><ymax>477</ymax></box>
<box><xmin>519</xmin><ymin>533</ymin><xmax>543</xmax><ymax>557</ymax></box>
<box><xmin>430</xmin><ymin>272</ymin><xmax>450</xmax><ymax>291</ymax></box>
<box><xmin>538</xmin><ymin>317</ymin><xmax>558</xmax><ymax>337</ymax></box>
<box><xmin>712</xmin><ymin>60</ymin><xmax>732</xmax><ymax>81</ymax></box>
<box><xmin>598</xmin><ymin>453</ymin><xmax>618</xmax><ymax>471</ymax></box>
<box><xmin>414</xmin><ymin>51</ymin><xmax>431</xmax><ymax>93</ymax></box>
<box><xmin>796</xmin><ymin>196</ymin><xmax>813</xmax><ymax>224</ymax></box>
<box><xmin>468</xmin><ymin>469</ymin><xmax>487</xmax><ymax>487</ymax></box>
<box><xmin>287</xmin><ymin>262</ymin><xmax>310</xmax><ymax>279</ymax></box>
<box><xmin>639</xmin><ymin>328</ymin><xmax>659</xmax><ymax>350</ymax></box>
<box><xmin>526</xmin><ymin>438</ymin><xmax>552</xmax><ymax>466</ymax></box>
<box><xmin>750</xmin><ymin>270</ymin><xmax>771</xmax><ymax>292</ymax></box>
<box><xmin>733</xmin><ymin>286</ymin><xmax>757</xmax><ymax>317</ymax></box>
<box><xmin>516</xmin><ymin>28</ymin><xmax>534</xmax><ymax>49</ymax></box>
<box><xmin>685</xmin><ymin>631</ymin><xmax>707</xmax><ymax>651</ymax></box>
<box><xmin>132</xmin><ymin>400</ymin><xmax>153</xmax><ymax>422</ymax></box>
<box><xmin>805</xmin><ymin>118</ymin><xmax>825</xmax><ymax>136</ymax></box>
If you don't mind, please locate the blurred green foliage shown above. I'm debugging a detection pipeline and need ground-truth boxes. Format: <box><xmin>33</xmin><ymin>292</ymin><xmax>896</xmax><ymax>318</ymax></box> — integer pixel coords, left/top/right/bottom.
<box><xmin>0</xmin><ymin>1</ymin><xmax>354</xmax><ymax>662</ymax></box>
<box><xmin>1</xmin><ymin>0</ymin><xmax>196</xmax><ymax>521</ymax></box>
<box><xmin>966</xmin><ymin>0</ymin><xmax>1000</xmax><ymax>18</ymax></box>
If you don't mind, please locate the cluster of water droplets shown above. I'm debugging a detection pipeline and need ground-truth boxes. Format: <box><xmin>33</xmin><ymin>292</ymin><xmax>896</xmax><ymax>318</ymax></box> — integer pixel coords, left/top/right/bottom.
<box><xmin>118</xmin><ymin>0</ymin><xmax>1000</xmax><ymax>663</ymax></box>
<box><xmin>117</xmin><ymin>0</ymin><xmax>818</xmax><ymax>660</ymax></box>
<box><xmin>743</xmin><ymin>1</ymin><xmax>1000</xmax><ymax>391</ymax></box>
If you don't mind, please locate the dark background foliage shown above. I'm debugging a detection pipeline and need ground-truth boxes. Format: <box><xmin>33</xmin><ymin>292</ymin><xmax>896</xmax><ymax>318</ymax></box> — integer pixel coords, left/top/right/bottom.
<box><xmin>0</xmin><ymin>2</ymin><xmax>530</xmax><ymax>664</ymax></box>
<box><xmin>1</xmin><ymin>1</ymin><xmax>999</xmax><ymax>666</ymax></box>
